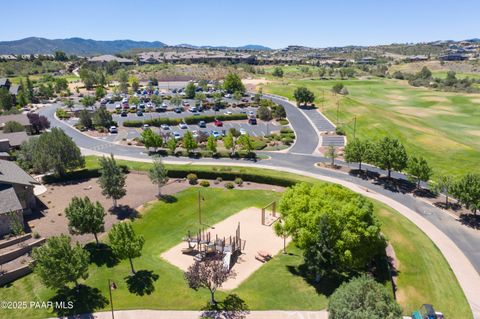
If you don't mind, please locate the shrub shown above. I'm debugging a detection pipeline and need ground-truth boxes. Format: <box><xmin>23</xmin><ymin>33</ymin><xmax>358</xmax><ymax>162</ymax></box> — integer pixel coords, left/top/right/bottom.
<box><xmin>199</xmin><ymin>180</ymin><xmax>210</xmax><ymax>187</ymax></box>
<box><xmin>224</xmin><ymin>182</ymin><xmax>235</xmax><ymax>189</ymax></box>
<box><xmin>33</xmin><ymin>232</ymin><xmax>40</xmax><ymax>239</ymax></box>
<box><xmin>278</xmin><ymin>119</ymin><xmax>289</xmax><ymax>125</ymax></box>
<box><xmin>335</xmin><ymin>126</ymin><xmax>346</xmax><ymax>135</ymax></box>
<box><xmin>234</xmin><ymin>177</ymin><xmax>243</xmax><ymax>186</ymax></box>
<box><xmin>187</xmin><ymin>173</ymin><xmax>198</xmax><ymax>184</ymax></box>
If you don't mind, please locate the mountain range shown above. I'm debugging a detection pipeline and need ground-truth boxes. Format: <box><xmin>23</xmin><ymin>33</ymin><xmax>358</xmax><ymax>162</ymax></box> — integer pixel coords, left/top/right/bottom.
<box><xmin>0</xmin><ymin>37</ymin><xmax>271</xmax><ymax>56</ymax></box>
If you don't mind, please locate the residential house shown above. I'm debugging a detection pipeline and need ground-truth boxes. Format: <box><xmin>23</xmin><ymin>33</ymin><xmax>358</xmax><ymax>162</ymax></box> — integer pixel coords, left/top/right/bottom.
<box><xmin>88</xmin><ymin>55</ymin><xmax>134</xmax><ymax>65</ymax></box>
<box><xmin>0</xmin><ymin>78</ymin><xmax>20</xmax><ymax>104</ymax></box>
<box><xmin>0</xmin><ymin>160</ymin><xmax>39</xmax><ymax>236</ymax></box>
<box><xmin>0</xmin><ymin>114</ymin><xmax>31</xmax><ymax>132</ymax></box>
<box><xmin>0</xmin><ymin>131</ymin><xmax>30</xmax><ymax>150</ymax></box>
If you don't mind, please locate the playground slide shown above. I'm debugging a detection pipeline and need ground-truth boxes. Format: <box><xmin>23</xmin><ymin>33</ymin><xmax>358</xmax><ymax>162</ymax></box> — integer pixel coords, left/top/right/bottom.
<box><xmin>223</xmin><ymin>252</ymin><xmax>232</xmax><ymax>270</ymax></box>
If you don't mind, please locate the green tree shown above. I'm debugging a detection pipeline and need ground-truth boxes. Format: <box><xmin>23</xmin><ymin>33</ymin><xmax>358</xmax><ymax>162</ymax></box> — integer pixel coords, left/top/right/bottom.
<box><xmin>25</xmin><ymin>76</ymin><xmax>35</xmax><ymax>102</ymax></box>
<box><xmin>117</xmin><ymin>69</ymin><xmax>129</xmax><ymax>93</ymax></box>
<box><xmin>92</xmin><ymin>106</ymin><xmax>113</xmax><ymax>128</ymax></box>
<box><xmin>148</xmin><ymin>157</ymin><xmax>169</xmax><ymax>197</ymax></box>
<box><xmin>98</xmin><ymin>154</ymin><xmax>126</xmax><ymax>207</ymax></box>
<box><xmin>452</xmin><ymin>174</ymin><xmax>480</xmax><ymax>215</ymax></box>
<box><xmin>273</xmin><ymin>105</ymin><xmax>286</xmax><ymax>119</ymax></box>
<box><xmin>129</xmin><ymin>95</ymin><xmax>140</xmax><ymax>106</ymax></box>
<box><xmin>185</xmin><ymin>82</ymin><xmax>196</xmax><ymax>99</ymax></box>
<box><xmin>257</xmin><ymin>105</ymin><xmax>272</xmax><ymax>121</ymax></box>
<box><xmin>54</xmin><ymin>51</ymin><xmax>68</xmax><ymax>61</ymax></box>
<box><xmin>431</xmin><ymin>175</ymin><xmax>455</xmax><ymax>208</ymax></box>
<box><xmin>0</xmin><ymin>88</ymin><xmax>14</xmax><ymax>111</ymax></box>
<box><xmin>418</xmin><ymin>66</ymin><xmax>432</xmax><ymax>79</ymax></box>
<box><xmin>238</xmin><ymin>134</ymin><xmax>254</xmax><ymax>153</ymax></box>
<box><xmin>344</xmin><ymin>139</ymin><xmax>371</xmax><ymax>170</ymax></box>
<box><xmin>78</xmin><ymin>109</ymin><xmax>93</xmax><ymax>129</ymax></box>
<box><xmin>223</xmin><ymin>73</ymin><xmax>245</xmax><ymax>93</ymax></box>
<box><xmin>183</xmin><ymin>131</ymin><xmax>198</xmax><ymax>153</ymax></box>
<box><xmin>328</xmin><ymin>274</ymin><xmax>402</xmax><ymax>319</ymax></box>
<box><xmin>406</xmin><ymin>156</ymin><xmax>433</xmax><ymax>188</ymax></box>
<box><xmin>332</xmin><ymin>83</ymin><xmax>344</xmax><ymax>94</ymax></box>
<box><xmin>95</xmin><ymin>86</ymin><xmax>106</xmax><ymax>100</ymax></box>
<box><xmin>373</xmin><ymin>137</ymin><xmax>408</xmax><ymax>178</ymax></box>
<box><xmin>108</xmin><ymin>222</ymin><xmax>145</xmax><ymax>274</ymax></box>
<box><xmin>279</xmin><ymin>183</ymin><xmax>385</xmax><ymax>274</ymax></box>
<box><xmin>65</xmin><ymin>196</ymin><xmax>106</xmax><ymax>245</ymax></box>
<box><xmin>54</xmin><ymin>78</ymin><xmax>68</xmax><ymax>93</ymax></box>
<box><xmin>232</xmin><ymin>91</ymin><xmax>242</xmax><ymax>101</ymax></box>
<box><xmin>273</xmin><ymin>219</ymin><xmax>288</xmax><ymax>254</ymax></box>
<box><xmin>194</xmin><ymin>92</ymin><xmax>206</xmax><ymax>106</ymax></box>
<box><xmin>272</xmin><ymin>67</ymin><xmax>284</xmax><ymax>77</ymax></box>
<box><xmin>3</xmin><ymin>121</ymin><xmax>25</xmax><ymax>133</ymax></box>
<box><xmin>206</xmin><ymin>135</ymin><xmax>217</xmax><ymax>154</ymax></box>
<box><xmin>81</xmin><ymin>95</ymin><xmax>96</xmax><ymax>108</ymax></box>
<box><xmin>31</xmin><ymin>235</ymin><xmax>89</xmax><ymax>289</ymax></box>
<box><xmin>326</xmin><ymin>145</ymin><xmax>337</xmax><ymax>166</ymax></box>
<box><xmin>293</xmin><ymin>87</ymin><xmax>315</xmax><ymax>106</ymax></box>
<box><xmin>166</xmin><ymin>137</ymin><xmax>177</xmax><ymax>154</ymax></box>
<box><xmin>129</xmin><ymin>76</ymin><xmax>139</xmax><ymax>92</ymax></box>
<box><xmin>17</xmin><ymin>79</ymin><xmax>29</xmax><ymax>106</ymax></box>
<box><xmin>141</xmin><ymin>128</ymin><xmax>163</xmax><ymax>152</ymax></box>
<box><xmin>223</xmin><ymin>131</ymin><xmax>236</xmax><ymax>155</ymax></box>
<box><xmin>6</xmin><ymin>211</ymin><xmax>24</xmax><ymax>236</ymax></box>
<box><xmin>79</xmin><ymin>68</ymin><xmax>96</xmax><ymax>90</ymax></box>
<box><xmin>21</xmin><ymin>128</ymin><xmax>84</xmax><ymax>176</ymax></box>
<box><xmin>170</xmin><ymin>94</ymin><xmax>182</xmax><ymax>108</ymax></box>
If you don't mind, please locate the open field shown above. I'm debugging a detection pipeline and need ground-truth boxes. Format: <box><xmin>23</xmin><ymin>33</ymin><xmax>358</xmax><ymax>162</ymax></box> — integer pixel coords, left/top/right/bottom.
<box><xmin>259</xmin><ymin>78</ymin><xmax>480</xmax><ymax>177</ymax></box>
<box><xmin>0</xmin><ymin>158</ymin><xmax>470</xmax><ymax>318</ymax></box>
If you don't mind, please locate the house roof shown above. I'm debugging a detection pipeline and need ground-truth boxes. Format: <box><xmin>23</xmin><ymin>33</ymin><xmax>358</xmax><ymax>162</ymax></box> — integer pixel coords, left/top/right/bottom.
<box><xmin>0</xmin><ymin>184</ymin><xmax>23</xmax><ymax>214</ymax></box>
<box><xmin>8</xmin><ymin>84</ymin><xmax>19</xmax><ymax>95</ymax></box>
<box><xmin>0</xmin><ymin>159</ymin><xmax>38</xmax><ymax>186</ymax></box>
<box><xmin>0</xmin><ymin>114</ymin><xmax>30</xmax><ymax>127</ymax></box>
<box><xmin>89</xmin><ymin>55</ymin><xmax>134</xmax><ymax>64</ymax></box>
<box><xmin>0</xmin><ymin>131</ymin><xmax>30</xmax><ymax>147</ymax></box>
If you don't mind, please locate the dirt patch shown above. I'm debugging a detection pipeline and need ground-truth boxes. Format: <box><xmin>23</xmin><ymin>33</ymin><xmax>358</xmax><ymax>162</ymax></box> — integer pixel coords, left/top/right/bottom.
<box><xmin>386</xmin><ymin>93</ymin><xmax>408</xmax><ymax>101</ymax></box>
<box><xmin>421</xmin><ymin>96</ymin><xmax>449</xmax><ymax>103</ymax></box>
<box><xmin>467</xmin><ymin>130</ymin><xmax>480</xmax><ymax>137</ymax></box>
<box><xmin>392</xmin><ymin>106</ymin><xmax>457</xmax><ymax>117</ymax></box>
<box><xmin>243</xmin><ymin>78</ymin><xmax>274</xmax><ymax>91</ymax></box>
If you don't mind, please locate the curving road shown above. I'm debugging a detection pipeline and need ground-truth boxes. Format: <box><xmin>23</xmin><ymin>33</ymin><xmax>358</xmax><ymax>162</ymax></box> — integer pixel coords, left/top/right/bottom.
<box><xmin>40</xmin><ymin>99</ymin><xmax>480</xmax><ymax>318</ymax></box>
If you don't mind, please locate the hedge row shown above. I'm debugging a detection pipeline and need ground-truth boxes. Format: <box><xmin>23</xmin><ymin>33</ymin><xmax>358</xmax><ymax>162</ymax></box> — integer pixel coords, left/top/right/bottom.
<box><xmin>123</xmin><ymin>114</ymin><xmax>248</xmax><ymax>127</ymax></box>
<box><xmin>42</xmin><ymin>164</ymin><xmax>297</xmax><ymax>187</ymax></box>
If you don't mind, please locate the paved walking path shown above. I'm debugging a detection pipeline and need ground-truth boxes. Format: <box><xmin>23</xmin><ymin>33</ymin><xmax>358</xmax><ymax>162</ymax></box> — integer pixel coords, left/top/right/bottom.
<box><xmin>69</xmin><ymin>310</ymin><xmax>328</xmax><ymax>319</ymax></box>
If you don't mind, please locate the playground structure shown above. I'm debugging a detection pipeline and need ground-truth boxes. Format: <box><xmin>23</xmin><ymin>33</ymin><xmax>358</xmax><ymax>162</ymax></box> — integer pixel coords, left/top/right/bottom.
<box><xmin>182</xmin><ymin>223</ymin><xmax>245</xmax><ymax>270</ymax></box>
<box><xmin>261</xmin><ymin>201</ymin><xmax>280</xmax><ymax>226</ymax></box>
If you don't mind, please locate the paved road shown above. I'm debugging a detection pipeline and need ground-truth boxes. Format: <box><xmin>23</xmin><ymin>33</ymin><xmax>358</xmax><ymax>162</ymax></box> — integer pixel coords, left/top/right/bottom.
<box><xmin>40</xmin><ymin>99</ymin><xmax>480</xmax><ymax>318</ymax></box>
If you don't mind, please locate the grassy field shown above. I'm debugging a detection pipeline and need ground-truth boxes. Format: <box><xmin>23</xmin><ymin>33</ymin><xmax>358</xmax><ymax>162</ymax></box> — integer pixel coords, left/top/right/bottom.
<box><xmin>0</xmin><ymin>159</ymin><xmax>471</xmax><ymax>318</ymax></box>
<box><xmin>259</xmin><ymin>78</ymin><xmax>480</xmax><ymax>177</ymax></box>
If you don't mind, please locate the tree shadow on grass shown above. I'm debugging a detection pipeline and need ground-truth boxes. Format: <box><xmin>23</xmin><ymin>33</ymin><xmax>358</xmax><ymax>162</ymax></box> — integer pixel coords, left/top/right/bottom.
<box><xmin>125</xmin><ymin>270</ymin><xmax>159</xmax><ymax>296</ymax></box>
<box><xmin>159</xmin><ymin>194</ymin><xmax>178</xmax><ymax>203</ymax></box>
<box><xmin>84</xmin><ymin>243</ymin><xmax>119</xmax><ymax>268</ymax></box>
<box><xmin>287</xmin><ymin>263</ymin><xmax>346</xmax><ymax>297</ymax></box>
<box><xmin>49</xmin><ymin>284</ymin><xmax>108</xmax><ymax>318</ymax></box>
<box><xmin>109</xmin><ymin>205</ymin><xmax>139</xmax><ymax>220</ymax></box>
<box><xmin>201</xmin><ymin>294</ymin><xmax>250</xmax><ymax>319</ymax></box>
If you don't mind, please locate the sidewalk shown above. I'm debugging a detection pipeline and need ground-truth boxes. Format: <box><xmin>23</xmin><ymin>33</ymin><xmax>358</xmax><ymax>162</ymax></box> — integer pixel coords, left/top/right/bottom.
<box><xmin>66</xmin><ymin>310</ymin><xmax>329</xmax><ymax>319</ymax></box>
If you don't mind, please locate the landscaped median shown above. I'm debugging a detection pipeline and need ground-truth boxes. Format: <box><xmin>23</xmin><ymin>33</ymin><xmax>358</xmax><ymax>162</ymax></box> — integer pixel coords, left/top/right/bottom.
<box><xmin>11</xmin><ymin>155</ymin><xmax>467</xmax><ymax>319</ymax></box>
<box><xmin>123</xmin><ymin>113</ymin><xmax>248</xmax><ymax>127</ymax></box>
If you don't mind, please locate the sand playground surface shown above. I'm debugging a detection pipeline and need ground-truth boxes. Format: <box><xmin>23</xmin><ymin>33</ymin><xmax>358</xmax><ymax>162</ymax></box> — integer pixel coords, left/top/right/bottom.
<box><xmin>161</xmin><ymin>207</ymin><xmax>289</xmax><ymax>290</ymax></box>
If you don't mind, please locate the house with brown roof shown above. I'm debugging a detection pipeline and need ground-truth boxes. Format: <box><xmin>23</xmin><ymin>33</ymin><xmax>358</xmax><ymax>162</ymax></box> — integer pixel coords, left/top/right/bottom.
<box><xmin>0</xmin><ymin>78</ymin><xmax>20</xmax><ymax>104</ymax></box>
<box><xmin>0</xmin><ymin>159</ymin><xmax>39</xmax><ymax>236</ymax></box>
<box><xmin>0</xmin><ymin>114</ymin><xmax>31</xmax><ymax>132</ymax></box>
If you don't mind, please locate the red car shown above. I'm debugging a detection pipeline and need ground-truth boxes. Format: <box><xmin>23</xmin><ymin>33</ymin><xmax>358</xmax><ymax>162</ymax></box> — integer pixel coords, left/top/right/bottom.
<box><xmin>214</xmin><ymin>119</ymin><xmax>223</xmax><ymax>127</ymax></box>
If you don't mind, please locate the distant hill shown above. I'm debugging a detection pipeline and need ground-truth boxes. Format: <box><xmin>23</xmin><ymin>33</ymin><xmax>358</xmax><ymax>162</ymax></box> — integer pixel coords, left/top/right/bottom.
<box><xmin>0</xmin><ymin>37</ymin><xmax>167</xmax><ymax>56</ymax></box>
<box><xmin>176</xmin><ymin>43</ymin><xmax>271</xmax><ymax>51</ymax></box>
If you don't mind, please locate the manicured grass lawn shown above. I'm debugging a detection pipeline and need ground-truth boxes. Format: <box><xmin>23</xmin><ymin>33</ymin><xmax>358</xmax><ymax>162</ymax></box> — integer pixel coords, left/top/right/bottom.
<box><xmin>260</xmin><ymin>78</ymin><xmax>480</xmax><ymax>177</ymax></box>
<box><xmin>0</xmin><ymin>161</ymin><xmax>471</xmax><ymax>318</ymax></box>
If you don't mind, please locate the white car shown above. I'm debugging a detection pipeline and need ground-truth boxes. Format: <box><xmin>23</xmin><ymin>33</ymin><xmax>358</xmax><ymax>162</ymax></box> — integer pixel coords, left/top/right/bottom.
<box><xmin>115</xmin><ymin>104</ymin><xmax>121</xmax><ymax>110</ymax></box>
<box><xmin>191</xmin><ymin>130</ymin><xmax>199</xmax><ymax>138</ymax></box>
<box><xmin>248</xmin><ymin>110</ymin><xmax>255</xmax><ymax>116</ymax></box>
<box><xmin>224</xmin><ymin>93</ymin><xmax>232</xmax><ymax>98</ymax></box>
<box><xmin>211</xmin><ymin>130</ymin><xmax>220</xmax><ymax>138</ymax></box>
<box><xmin>161</xmin><ymin>124</ymin><xmax>170</xmax><ymax>130</ymax></box>
<box><xmin>109</xmin><ymin>126</ymin><xmax>118</xmax><ymax>134</ymax></box>
<box><xmin>130</xmin><ymin>104</ymin><xmax>137</xmax><ymax>110</ymax></box>
<box><xmin>173</xmin><ymin>132</ymin><xmax>181</xmax><ymax>140</ymax></box>
<box><xmin>142</xmin><ymin>124</ymin><xmax>150</xmax><ymax>130</ymax></box>
<box><xmin>179</xmin><ymin>123</ymin><xmax>188</xmax><ymax>129</ymax></box>
<box><xmin>240</xmin><ymin>128</ymin><xmax>247</xmax><ymax>135</ymax></box>
<box><xmin>162</xmin><ymin>101</ymin><xmax>168</xmax><ymax>108</ymax></box>
<box><xmin>224</xmin><ymin>111</ymin><xmax>232</xmax><ymax>115</ymax></box>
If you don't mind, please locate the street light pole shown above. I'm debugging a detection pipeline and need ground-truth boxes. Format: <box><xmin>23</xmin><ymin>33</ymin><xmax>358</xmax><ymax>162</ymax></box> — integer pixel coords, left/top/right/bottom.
<box><xmin>353</xmin><ymin>116</ymin><xmax>357</xmax><ymax>139</ymax></box>
<box><xmin>108</xmin><ymin>279</ymin><xmax>116</xmax><ymax>319</ymax></box>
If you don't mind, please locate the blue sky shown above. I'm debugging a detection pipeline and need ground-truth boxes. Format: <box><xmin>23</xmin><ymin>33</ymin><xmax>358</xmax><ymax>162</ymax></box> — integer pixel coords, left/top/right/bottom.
<box><xmin>1</xmin><ymin>0</ymin><xmax>479</xmax><ymax>48</ymax></box>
